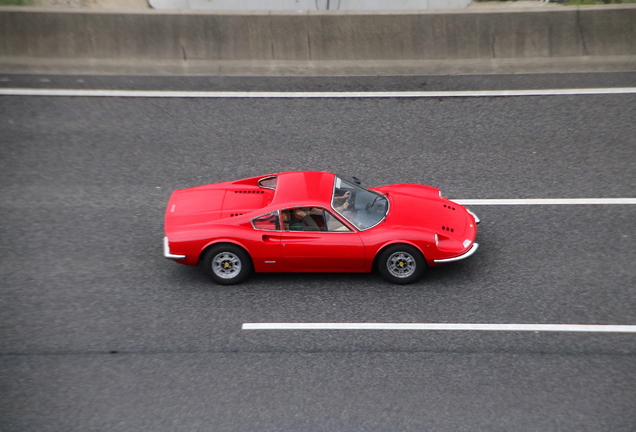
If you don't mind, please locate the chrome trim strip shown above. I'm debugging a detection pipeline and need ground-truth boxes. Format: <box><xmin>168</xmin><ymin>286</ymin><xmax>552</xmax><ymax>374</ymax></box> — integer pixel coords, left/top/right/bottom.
<box><xmin>466</xmin><ymin>208</ymin><xmax>480</xmax><ymax>224</ymax></box>
<box><xmin>434</xmin><ymin>243</ymin><xmax>479</xmax><ymax>264</ymax></box>
<box><xmin>164</xmin><ymin>236</ymin><xmax>186</xmax><ymax>260</ymax></box>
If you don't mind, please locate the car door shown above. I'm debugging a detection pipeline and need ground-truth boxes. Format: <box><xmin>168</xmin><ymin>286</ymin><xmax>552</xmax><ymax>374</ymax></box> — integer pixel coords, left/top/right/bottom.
<box><xmin>249</xmin><ymin>210</ymin><xmax>284</xmax><ymax>272</ymax></box>
<box><xmin>280</xmin><ymin>207</ymin><xmax>365</xmax><ymax>271</ymax></box>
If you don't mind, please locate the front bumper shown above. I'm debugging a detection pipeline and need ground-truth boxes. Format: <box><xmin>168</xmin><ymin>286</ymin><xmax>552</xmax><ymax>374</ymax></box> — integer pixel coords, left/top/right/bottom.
<box><xmin>434</xmin><ymin>243</ymin><xmax>479</xmax><ymax>264</ymax></box>
<box><xmin>466</xmin><ymin>208</ymin><xmax>480</xmax><ymax>224</ymax></box>
<box><xmin>163</xmin><ymin>236</ymin><xmax>186</xmax><ymax>260</ymax></box>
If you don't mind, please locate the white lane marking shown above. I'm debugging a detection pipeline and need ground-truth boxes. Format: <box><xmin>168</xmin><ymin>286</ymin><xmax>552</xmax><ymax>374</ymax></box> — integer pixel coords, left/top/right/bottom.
<box><xmin>242</xmin><ymin>323</ymin><xmax>636</xmax><ymax>333</ymax></box>
<box><xmin>453</xmin><ymin>198</ymin><xmax>636</xmax><ymax>205</ymax></box>
<box><xmin>1</xmin><ymin>87</ymin><xmax>636</xmax><ymax>98</ymax></box>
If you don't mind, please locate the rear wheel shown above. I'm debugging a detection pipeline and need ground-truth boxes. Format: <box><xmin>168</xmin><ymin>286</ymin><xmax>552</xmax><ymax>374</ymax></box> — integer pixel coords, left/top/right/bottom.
<box><xmin>201</xmin><ymin>244</ymin><xmax>252</xmax><ymax>285</ymax></box>
<box><xmin>376</xmin><ymin>244</ymin><xmax>425</xmax><ymax>284</ymax></box>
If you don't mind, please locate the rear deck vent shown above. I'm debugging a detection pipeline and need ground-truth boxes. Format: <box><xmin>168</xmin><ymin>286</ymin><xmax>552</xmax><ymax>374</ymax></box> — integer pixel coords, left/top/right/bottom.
<box><xmin>235</xmin><ymin>190</ymin><xmax>264</xmax><ymax>194</ymax></box>
<box><xmin>230</xmin><ymin>213</ymin><xmax>245</xmax><ymax>217</ymax></box>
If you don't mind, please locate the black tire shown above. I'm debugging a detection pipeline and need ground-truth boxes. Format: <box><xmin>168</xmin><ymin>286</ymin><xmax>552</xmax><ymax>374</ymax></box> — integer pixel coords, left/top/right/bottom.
<box><xmin>376</xmin><ymin>244</ymin><xmax>425</xmax><ymax>284</ymax></box>
<box><xmin>201</xmin><ymin>244</ymin><xmax>252</xmax><ymax>285</ymax></box>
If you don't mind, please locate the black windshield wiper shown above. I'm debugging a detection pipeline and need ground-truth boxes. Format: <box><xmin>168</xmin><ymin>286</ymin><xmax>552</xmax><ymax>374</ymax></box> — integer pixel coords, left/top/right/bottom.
<box><xmin>365</xmin><ymin>196</ymin><xmax>379</xmax><ymax>211</ymax></box>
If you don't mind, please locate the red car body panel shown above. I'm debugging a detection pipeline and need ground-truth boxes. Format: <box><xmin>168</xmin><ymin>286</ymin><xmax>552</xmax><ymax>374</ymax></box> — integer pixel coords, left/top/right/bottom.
<box><xmin>164</xmin><ymin>171</ymin><xmax>478</xmax><ymax>273</ymax></box>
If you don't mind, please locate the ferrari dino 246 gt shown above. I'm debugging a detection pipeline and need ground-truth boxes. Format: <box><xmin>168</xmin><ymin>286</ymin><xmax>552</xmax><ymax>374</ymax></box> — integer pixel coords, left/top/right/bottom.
<box><xmin>164</xmin><ymin>171</ymin><xmax>479</xmax><ymax>284</ymax></box>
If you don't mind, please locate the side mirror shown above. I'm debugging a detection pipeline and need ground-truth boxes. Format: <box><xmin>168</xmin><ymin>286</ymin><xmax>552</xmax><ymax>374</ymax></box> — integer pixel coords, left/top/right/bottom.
<box><xmin>352</xmin><ymin>176</ymin><xmax>362</xmax><ymax>185</ymax></box>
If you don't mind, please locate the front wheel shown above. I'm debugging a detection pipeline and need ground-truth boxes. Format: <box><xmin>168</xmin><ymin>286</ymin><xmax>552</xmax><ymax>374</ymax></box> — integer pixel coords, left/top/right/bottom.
<box><xmin>201</xmin><ymin>244</ymin><xmax>252</xmax><ymax>285</ymax></box>
<box><xmin>376</xmin><ymin>244</ymin><xmax>425</xmax><ymax>284</ymax></box>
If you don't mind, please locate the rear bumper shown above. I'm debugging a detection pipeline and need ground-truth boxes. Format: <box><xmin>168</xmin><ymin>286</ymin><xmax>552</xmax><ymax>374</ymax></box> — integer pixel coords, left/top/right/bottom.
<box><xmin>434</xmin><ymin>243</ymin><xmax>479</xmax><ymax>264</ymax></box>
<box><xmin>163</xmin><ymin>236</ymin><xmax>186</xmax><ymax>260</ymax></box>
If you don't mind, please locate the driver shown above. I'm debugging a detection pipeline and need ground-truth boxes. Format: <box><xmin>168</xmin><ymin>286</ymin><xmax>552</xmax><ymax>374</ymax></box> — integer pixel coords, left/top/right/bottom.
<box><xmin>333</xmin><ymin>191</ymin><xmax>351</xmax><ymax>211</ymax></box>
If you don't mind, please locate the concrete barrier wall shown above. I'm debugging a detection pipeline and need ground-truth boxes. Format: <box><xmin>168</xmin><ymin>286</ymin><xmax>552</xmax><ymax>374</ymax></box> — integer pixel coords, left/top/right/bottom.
<box><xmin>149</xmin><ymin>0</ymin><xmax>473</xmax><ymax>11</ymax></box>
<box><xmin>1</xmin><ymin>6</ymin><xmax>635</xmax><ymax>74</ymax></box>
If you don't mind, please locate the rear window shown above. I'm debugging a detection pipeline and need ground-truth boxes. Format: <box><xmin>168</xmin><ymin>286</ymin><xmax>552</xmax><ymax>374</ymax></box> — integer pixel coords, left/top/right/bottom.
<box><xmin>258</xmin><ymin>176</ymin><xmax>277</xmax><ymax>190</ymax></box>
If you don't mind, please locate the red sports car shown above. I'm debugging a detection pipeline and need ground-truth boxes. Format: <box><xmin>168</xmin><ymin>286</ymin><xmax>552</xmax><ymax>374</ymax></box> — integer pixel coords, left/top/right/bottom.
<box><xmin>164</xmin><ymin>171</ymin><xmax>479</xmax><ymax>284</ymax></box>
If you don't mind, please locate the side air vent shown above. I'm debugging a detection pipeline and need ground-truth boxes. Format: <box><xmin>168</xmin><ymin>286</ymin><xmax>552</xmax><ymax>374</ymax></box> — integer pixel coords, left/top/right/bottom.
<box><xmin>441</xmin><ymin>226</ymin><xmax>455</xmax><ymax>233</ymax></box>
<box><xmin>234</xmin><ymin>190</ymin><xmax>265</xmax><ymax>194</ymax></box>
<box><xmin>442</xmin><ymin>204</ymin><xmax>456</xmax><ymax>211</ymax></box>
<box><xmin>230</xmin><ymin>213</ymin><xmax>245</xmax><ymax>217</ymax></box>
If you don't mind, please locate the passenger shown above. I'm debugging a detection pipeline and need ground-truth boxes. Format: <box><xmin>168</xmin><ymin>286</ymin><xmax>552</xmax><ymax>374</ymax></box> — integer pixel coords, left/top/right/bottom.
<box><xmin>291</xmin><ymin>208</ymin><xmax>320</xmax><ymax>231</ymax></box>
<box><xmin>282</xmin><ymin>208</ymin><xmax>320</xmax><ymax>231</ymax></box>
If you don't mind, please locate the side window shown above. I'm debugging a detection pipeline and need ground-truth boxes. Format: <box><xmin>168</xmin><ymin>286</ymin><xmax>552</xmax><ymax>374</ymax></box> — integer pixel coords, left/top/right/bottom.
<box><xmin>282</xmin><ymin>208</ymin><xmax>323</xmax><ymax>232</ymax></box>
<box><xmin>258</xmin><ymin>176</ymin><xmax>277</xmax><ymax>190</ymax></box>
<box><xmin>324</xmin><ymin>210</ymin><xmax>353</xmax><ymax>232</ymax></box>
<box><xmin>251</xmin><ymin>211</ymin><xmax>280</xmax><ymax>231</ymax></box>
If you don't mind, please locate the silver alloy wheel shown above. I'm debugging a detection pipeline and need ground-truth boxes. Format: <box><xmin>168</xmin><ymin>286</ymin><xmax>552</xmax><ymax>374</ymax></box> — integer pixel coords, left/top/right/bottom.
<box><xmin>212</xmin><ymin>251</ymin><xmax>242</xmax><ymax>279</ymax></box>
<box><xmin>386</xmin><ymin>251</ymin><xmax>416</xmax><ymax>278</ymax></box>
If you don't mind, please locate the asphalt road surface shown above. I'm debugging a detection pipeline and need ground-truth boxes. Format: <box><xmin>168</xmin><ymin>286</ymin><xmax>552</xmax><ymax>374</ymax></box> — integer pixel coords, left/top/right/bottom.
<box><xmin>1</xmin><ymin>72</ymin><xmax>635</xmax><ymax>431</ymax></box>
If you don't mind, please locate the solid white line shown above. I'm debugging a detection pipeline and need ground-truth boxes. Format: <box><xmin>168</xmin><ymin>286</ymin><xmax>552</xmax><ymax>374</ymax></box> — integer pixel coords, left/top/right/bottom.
<box><xmin>453</xmin><ymin>198</ymin><xmax>636</xmax><ymax>205</ymax></box>
<box><xmin>242</xmin><ymin>323</ymin><xmax>636</xmax><ymax>333</ymax></box>
<box><xmin>1</xmin><ymin>87</ymin><xmax>636</xmax><ymax>98</ymax></box>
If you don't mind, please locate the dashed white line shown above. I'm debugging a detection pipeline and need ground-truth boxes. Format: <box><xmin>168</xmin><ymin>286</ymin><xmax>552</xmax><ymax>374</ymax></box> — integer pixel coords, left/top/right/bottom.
<box><xmin>240</xmin><ymin>197</ymin><xmax>635</xmax><ymax>334</ymax></box>
<box><xmin>1</xmin><ymin>87</ymin><xmax>636</xmax><ymax>98</ymax></box>
<box><xmin>453</xmin><ymin>198</ymin><xmax>636</xmax><ymax>205</ymax></box>
<box><xmin>242</xmin><ymin>323</ymin><xmax>636</xmax><ymax>333</ymax></box>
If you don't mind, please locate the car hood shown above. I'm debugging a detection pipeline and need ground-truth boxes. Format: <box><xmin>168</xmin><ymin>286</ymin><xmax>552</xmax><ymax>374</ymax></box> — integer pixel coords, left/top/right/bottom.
<box><xmin>376</xmin><ymin>184</ymin><xmax>470</xmax><ymax>238</ymax></box>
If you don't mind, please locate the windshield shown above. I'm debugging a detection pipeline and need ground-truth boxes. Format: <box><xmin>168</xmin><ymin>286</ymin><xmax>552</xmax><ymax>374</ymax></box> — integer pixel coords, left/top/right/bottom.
<box><xmin>331</xmin><ymin>176</ymin><xmax>389</xmax><ymax>231</ymax></box>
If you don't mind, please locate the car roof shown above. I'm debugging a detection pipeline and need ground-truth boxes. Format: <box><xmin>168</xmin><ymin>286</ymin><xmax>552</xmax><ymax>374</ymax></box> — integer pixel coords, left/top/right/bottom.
<box><xmin>269</xmin><ymin>171</ymin><xmax>336</xmax><ymax>208</ymax></box>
